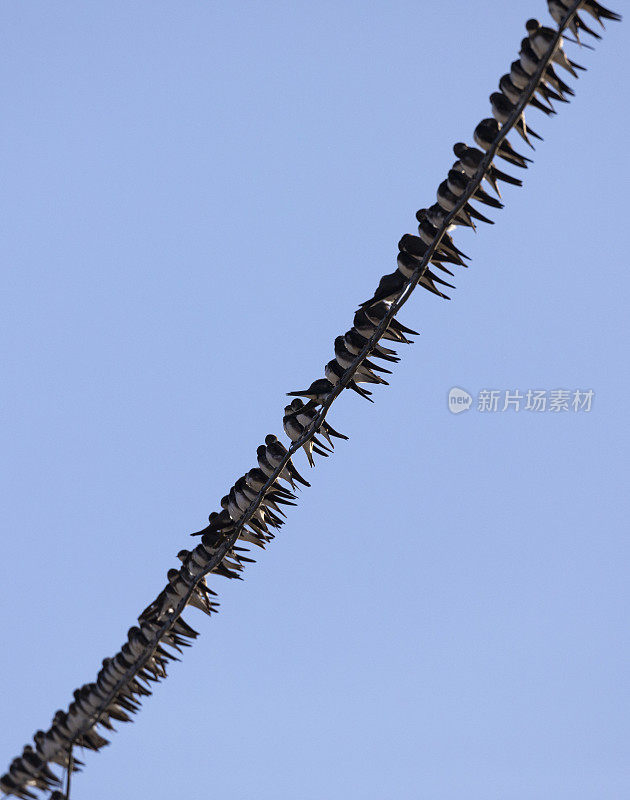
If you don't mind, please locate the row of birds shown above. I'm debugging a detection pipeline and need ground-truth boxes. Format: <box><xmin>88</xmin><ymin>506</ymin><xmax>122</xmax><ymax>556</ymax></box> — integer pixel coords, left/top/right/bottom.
<box><xmin>1</xmin><ymin>2</ymin><xmax>620</xmax><ymax>798</ymax></box>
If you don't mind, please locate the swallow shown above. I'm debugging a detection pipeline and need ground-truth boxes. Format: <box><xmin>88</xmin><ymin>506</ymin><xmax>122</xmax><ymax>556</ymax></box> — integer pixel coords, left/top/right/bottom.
<box><xmin>519</xmin><ymin>36</ymin><xmax>581</xmax><ymax>98</ymax></box>
<box><xmin>579</xmin><ymin>0</ymin><xmax>622</xmax><ymax>26</ymax></box>
<box><xmin>437</xmin><ymin>180</ymin><xmax>495</xmax><ymax>225</ymax></box>
<box><xmin>245</xmin><ymin>467</ymin><xmax>280</xmax><ymax>495</ymax></box>
<box><xmin>343</xmin><ymin>327</ymin><xmax>400</xmax><ymax>363</ymax></box>
<box><xmin>353</xmin><ymin>306</ymin><xmax>408</xmax><ymax>343</ymax></box>
<box><xmin>499</xmin><ymin>73</ymin><xmax>556</xmax><ymax>115</ymax></box>
<box><xmin>547</xmin><ymin>0</ymin><xmax>602</xmax><ymax>42</ymax></box>
<box><xmin>263</xmin><ymin>434</ymin><xmax>312</xmax><ymax>487</ymax></box>
<box><xmin>398</xmin><ymin>253</ymin><xmax>455</xmax><ymax>296</ymax></box>
<box><xmin>446</xmin><ymin>168</ymin><xmax>504</xmax><ymax>208</ymax></box>
<box><xmin>405</xmin><ymin>222</ymin><xmax>464</xmax><ymax>269</ymax></box>
<box><xmin>525</xmin><ymin>19</ymin><xmax>585</xmax><ymax>77</ymax></box>
<box><xmin>413</xmin><ymin>213</ymin><xmax>469</xmax><ymax>263</ymax></box>
<box><xmin>283</xmin><ymin>403</ymin><xmax>331</xmax><ymax>466</ymax></box>
<box><xmin>490</xmin><ymin>92</ymin><xmax>542</xmax><ymax>149</ymax></box>
<box><xmin>324</xmin><ymin>359</ymin><xmax>375</xmax><ymax>401</ymax></box>
<box><xmin>509</xmin><ymin>59</ymin><xmax>570</xmax><ymax>104</ymax></box>
<box><xmin>423</xmin><ymin>202</ymin><xmax>472</xmax><ymax>231</ymax></box>
<box><xmin>473</xmin><ymin>118</ymin><xmax>533</xmax><ymax>168</ymax></box>
<box><xmin>333</xmin><ymin>336</ymin><xmax>392</xmax><ymax>376</ymax></box>
<box><xmin>452</xmin><ymin>143</ymin><xmax>522</xmax><ymax>198</ymax></box>
<box><xmin>0</xmin><ymin>774</ymin><xmax>37</xmax><ymax>800</ymax></box>
<box><xmin>286</xmin><ymin>378</ymin><xmax>335</xmax><ymax>405</ymax></box>
<box><xmin>289</xmin><ymin>398</ymin><xmax>349</xmax><ymax>446</ymax></box>
<box><xmin>361</xmin><ymin>302</ymin><xmax>419</xmax><ymax>340</ymax></box>
<box><xmin>8</xmin><ymin>758</ymin><xmax>49</xmax><ymax>791</ymax></box>
<box><xmin>169</xmin><ymin>568</ymin><xmax>217</xmax><ymax>616</ymax></box>
<box><xmin>21</xmin><ymin>747</ymin><xmax>61</xmax><ymax>788</ymax></box>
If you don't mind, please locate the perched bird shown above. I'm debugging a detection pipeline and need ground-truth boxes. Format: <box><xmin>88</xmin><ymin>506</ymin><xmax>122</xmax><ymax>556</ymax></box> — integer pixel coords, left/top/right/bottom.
<box><xmin>490</xmin><ymin>92</ymin><xmax>542</xmax><ymax>148</ymax></box>
<box><xmin>263</xmin><ymin>434</ymin><xmax>312</xmax><ymax>487</ymax></box>
<box><xmin>424</xmin><ymin>202</ymin><xmax>469</xmax><ymax>231</ymax></box>
<box><xmin>167</xmin><ymin>566</ymin><xmax>216</xmax><ymax>616</ymax></box>
<box><xmin>333</xmin><ymin>336</ymin><xmax>392</xmax><ymax>378</ymax></box>
<box><xmin>437</xmin><ymin>180</ymin><xmax>495</xmax><ymax>225</ymax></box>
<box><xmin>525</xmin><ymin>19</ymin><xmax>585</xmax><ymax>77</ymax></box>
<box><xmin>283</xmin><ymin>403</ymin><xmax>331</xmax><ymax>466</ymax></box>
<box><xmin>452</xmin><ymin>143</ymin><xmax>522</xmax><ymax>198</ymax></box>
<box><xmin>446</xmin><ymin>168</ymin><xmax>504</xmax><ymax>208</ymax></box>
<box><xmin>286</xmin><ymin>378</ymin><xmax>335</xmax><ymax>405</ymax></box>
<box><xmin>359</xmin><ymin>302</ymin><xmax>419</xmax><ymax>342</ymax></box>
<box><xmin>579</xmin><ymin>0</ymin><xmax>622</xmax><ymax>26</ymax></box>
<box><xmin>547</xmin><ymin>0</ymin><xmax>602</xmax><ymax>42</ymax></box>
<box><xmin>289</xmin><ymin>398</ymin><xmax>349</xmax><ymax>447</ymax></box>
<box><xmin>499</xmin><ymin>73</ymin><xmax>556</xmax><ymax>115</ymax></box>
<box><xmin>343</xmin><ymin>327</ymin><xmax>400</xmax><ymax>363</ymax></box>
<box><xmin>324</xmin><ymin>359</ymin><xmax>375</xmax><ymax>401</ymax></box>
<box><xmin>473</xmin><ymin>118</ymin><xmax>532</xmax><ymax>168</ymax></box>
<box><xmin>409</xmin><ymin>219</ymin><xmax>467</xmax><ymax>267</ymax></box>
<box><xmin>509</xmin><ymin>59</ymin><xmax>570</xmax><ymax>104</ymax></box>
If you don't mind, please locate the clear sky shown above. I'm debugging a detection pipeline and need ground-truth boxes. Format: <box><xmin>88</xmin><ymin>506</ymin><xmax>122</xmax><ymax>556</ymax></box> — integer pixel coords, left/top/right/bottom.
<box><xmin>1</xmin><ymin>2</ymin><xmax>628</xmax><ymax>798</ymax></box>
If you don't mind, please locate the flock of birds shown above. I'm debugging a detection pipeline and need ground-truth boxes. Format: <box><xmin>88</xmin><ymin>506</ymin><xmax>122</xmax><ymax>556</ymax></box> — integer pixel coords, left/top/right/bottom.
<box><xmin>1</xmin><ymin>1</ymin><xmax>620</xmax><ymax>797</ymax></box>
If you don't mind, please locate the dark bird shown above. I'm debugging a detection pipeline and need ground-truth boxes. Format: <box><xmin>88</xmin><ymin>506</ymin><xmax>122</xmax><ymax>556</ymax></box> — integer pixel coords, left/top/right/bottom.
<box><xmin>424</xmin><ymin>202</ymin><xmax>471</xmax><ymax>231</ymax></box>
<box><xmin>333</xmin><ymin>336</ymin><xmax>392</xmax><ymax>377</ymax></box>
<box><xmin>283</xmin><ymin>403</ymin><xmax>331</xmax><ymax>466</ymax></box>
<box><xmin>473</xmin><ymin>118</ymin><xmax>532</xmax><ymax>168</ymax></box>
<box><xmin>343</xmin><ymin>327</ymin><xmax>400</xmax><ymax>363</ymax></box>
<box><xmin>289</xmin><ymin>398</ymin><xmax>349</xmax><ymax>446</ymax></box>
<box><xmin>490</xmin><ymin>92</ymin><xmax>542</xmax><ymax>148</ymax></box>
<box><xmin>452</xmin><ymin>143</ymin><xmax>522</xmax><ymax>198</ymax></box>
<box><xmin>408</xmin><ymin>220</ymin><xmax>467</xmax><ymax>267</ymax></box>
<box><xmin>509</xmin><ymin>59</ymin><xmax>570</xmax><ymax>104</ymax></box>
<box><xmin>437</xmin><ymin>180</ymin><xmax>495</xmax><ymax>225</ymax></box>
<box><xmin>263</xmin><ymin>434</ymin><xmax>312</xmax><ymax>487</ymax></box>
<box><xmin>286</xmin><ymin>378</ymin><xmax>335</xmax><ymax>405</ymax></box>
<box><xmin>525</xmin><ymin>19</ymin><xmax>585</xmax><ymax>77</ymax></box>
<box><xmin>324</xmin><ymin>359</ymin><xmax>375</xmax><ymax>401</ymax></box>
<box><xmin>446</xmin><ymin>168</ymin><xmax>504</xmax><ymax>208</ymax></box>
<box><xmin>359</xmin><ymin>302</ymin><xmax>419</xmax><ymax>341</ymax></box>
<box><xmin>579</xmin><ymin>0</ymin><xmax>622</xmax><ymax>26</ymax></box>
<box><xmin>547</xmin><ymin>0</ymin><xmax>602</xmax><ymax>42</ymax></box>
<box><xmin>499</xmin><ymin>73</ymin><xmax>556</xmax><ymax>115</ymax></box>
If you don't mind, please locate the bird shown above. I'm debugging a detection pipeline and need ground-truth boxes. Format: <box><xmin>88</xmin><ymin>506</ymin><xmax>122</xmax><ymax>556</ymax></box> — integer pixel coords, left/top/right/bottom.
<box><xmin>499</xmin><ymin>73</ymin><xmax>556</xmax><ymax>115</ymax></box>
<box><xmin>579</xmin><ymin>0</ymin><xmax>622</xmax><ymax>26</ymax></box>
<box><xmin>473</xmin><ymin>118</ymin><xmax>533</xmax><ymax>168</ymax></box>
<box><xmin>446</xmin><ymin>168</ymin><xmax>504</xmax><ymax>209</ymax></box>
<box><xmin>359</xmin><ymin>302</ymin><xmax>419</xmax><ymax>341</ymax></box>
<box><xmin>452</xmin><ymin>143</ymin><xmax>522</xmax><ymax>198</ymax></box>
<box><xmin>263</xmin><ymin>434</ymin><xmax>312</xmax><ymax>487</ymax></box>
<box><xmin>167</xmin><ymin>566</ymin><xmax>217</xmax><ymax>615</ymax></box>
<box><xmin>525</xmin><ymin>19</ymin><xmax>585</xmax><ymax>78</ymax></box>
<box><xmin>490</xmin><ymin>92</ymin><xmax>542</xmax><ymax>149</ymax></box>
<box><xmin>423</xmin><ymin>202</ymin><xmax>469</xmax><ymax>231</ymax></box>
<box><xmin>289</xmin><ymin>398</ymin><xmax>349</xmax><ymax>446</ymax></box>
<box><xmin>324</xmin><ymin>359</ymin><xmax>375</xmax><ymax>401</ymax></box>
<box><xmin>437</xmin><ymin>180</ymin><xmax>495</xmax><ymax>225</ymax></box>
<box><xmin>408</xmin><ymin>220</ymin><xmax>467</xmax><ymax>267</ymax></box>
<box><xmin>547</xmin><ymin>0</ymin><xmax>602</xmax><ymax>42</ymax></box>
<box><xmin>283</xmin><ymin>403</ymin><xmax>331</xmax><ymax>466</ymax></box>
<box><xmin>286</xmin><ymin>378</ymin><xmax>335</xmax><ymax>405</ymax></box>
<box><xmin>509</xmin><ymin>59</ymin><xmax>570</xmax><ymax>105</ymax></box>
<box><xmin>333</xmin><ymin>336</ymin><xmax>392</xmax><ymax>379</ymax></box>
<box><xmin>343</xmin><ymin>327</ymin><xmax>400</xmax><ymax>363</ymax></box>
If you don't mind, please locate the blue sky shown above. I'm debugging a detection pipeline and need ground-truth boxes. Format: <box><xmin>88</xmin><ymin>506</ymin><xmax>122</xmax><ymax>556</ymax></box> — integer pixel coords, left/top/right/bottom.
<box><xmin>1</xmin><ymin>2</ymin><xmax>628</xmax><ymax>798</ymax></box>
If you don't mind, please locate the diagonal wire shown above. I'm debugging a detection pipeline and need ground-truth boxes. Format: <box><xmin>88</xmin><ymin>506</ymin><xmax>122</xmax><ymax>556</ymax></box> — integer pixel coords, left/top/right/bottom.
<box><xmin>0</xmin><ymin>1</ymin><xmax>590</xmax><ymax>794</ymax></box>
